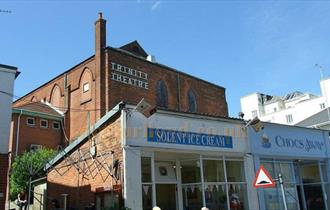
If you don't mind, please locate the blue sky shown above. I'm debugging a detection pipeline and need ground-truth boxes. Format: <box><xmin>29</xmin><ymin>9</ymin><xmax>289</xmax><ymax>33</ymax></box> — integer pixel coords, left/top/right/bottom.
<box><xmin>1</xmin><ymin>1</ymin><xmax>330</xmax><ymax>117</ymax></box>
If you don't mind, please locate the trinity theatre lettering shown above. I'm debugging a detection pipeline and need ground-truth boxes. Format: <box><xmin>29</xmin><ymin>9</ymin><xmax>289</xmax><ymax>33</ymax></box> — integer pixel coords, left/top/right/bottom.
<box><xmin>111</xmin><ymin>62</ymin><xmax>149</xmax><ymax>89</ymax></box>
<box><xmin>274</xmin><ymin>135</ymin><xmax>324</xmax><ymax>152</ymax></box>
<box><xmin>148</xmin><ymin>128</ymin><xmax>233</xmax><ymax>148</ymax></box>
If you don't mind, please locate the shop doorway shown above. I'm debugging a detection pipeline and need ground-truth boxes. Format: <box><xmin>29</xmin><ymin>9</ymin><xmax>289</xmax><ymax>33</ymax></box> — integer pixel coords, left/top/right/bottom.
<box><xmin>156</xmin><ymin>184</ymin><xmax>178</xmax><ymax>210</ymax></box>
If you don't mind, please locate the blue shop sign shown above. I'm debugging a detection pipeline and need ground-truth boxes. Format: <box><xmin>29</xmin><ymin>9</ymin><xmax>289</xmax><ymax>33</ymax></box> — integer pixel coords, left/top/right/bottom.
<box><xmin>147</xmin><ymin>128</ymin><xmax>233</xmax><ymax>148</ymax></box>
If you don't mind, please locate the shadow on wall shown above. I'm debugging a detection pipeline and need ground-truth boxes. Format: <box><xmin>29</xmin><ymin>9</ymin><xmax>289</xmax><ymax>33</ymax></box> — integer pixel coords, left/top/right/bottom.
<box><xmin>47</xmin><ymin>182</ymin><xmax>94</xmax><ymax>210</ymax></box>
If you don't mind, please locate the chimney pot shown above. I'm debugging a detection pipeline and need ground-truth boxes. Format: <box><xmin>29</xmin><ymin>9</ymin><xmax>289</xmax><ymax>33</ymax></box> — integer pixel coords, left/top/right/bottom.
<box><xmin>98</xmin><ymin>12</ymin><xmax>103</xmax><ymax>19</ymax></box>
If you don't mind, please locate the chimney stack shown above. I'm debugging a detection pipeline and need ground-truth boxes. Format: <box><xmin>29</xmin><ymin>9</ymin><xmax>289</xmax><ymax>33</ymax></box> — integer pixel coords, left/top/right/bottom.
<box><xmin>94</xmin><ymin>12</ymin><xmax>107</xmax><ymax>119</ymax></box>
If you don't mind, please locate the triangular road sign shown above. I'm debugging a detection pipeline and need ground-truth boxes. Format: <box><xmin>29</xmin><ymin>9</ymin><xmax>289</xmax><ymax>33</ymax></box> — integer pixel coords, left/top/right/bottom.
<box><xmin>253</xmin><ymin>165</ymin><xmax>276</xmax><ymax>188</ymax></box>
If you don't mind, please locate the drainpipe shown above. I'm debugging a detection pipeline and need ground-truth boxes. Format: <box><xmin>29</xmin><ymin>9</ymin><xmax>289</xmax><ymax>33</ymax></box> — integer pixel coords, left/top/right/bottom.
<box><xmin>15</xmin><ymin>109</ymin><xmax>23</xmax><ymax>157</ymax></box>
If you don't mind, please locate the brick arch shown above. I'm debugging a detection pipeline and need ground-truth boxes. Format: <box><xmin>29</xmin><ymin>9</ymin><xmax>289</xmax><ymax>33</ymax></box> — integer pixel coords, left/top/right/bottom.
<box><xmin>31</xmin><ymin>96</ymin><xmax>37</xmax><ymax>102</ymax></box>
<box><xmin>187</xmin><ymin>89</ymin><xmax>197</xmax><ymax>112</ymax></box>
<box><xmin>50</xmin><ymin>84</ymin><xmax>62</xmax><ymax>108</ymax></box>
<box><xmin>79</xmin><ymin>68</ymin><xmax>93</xmax><ymax>102</ymax></box>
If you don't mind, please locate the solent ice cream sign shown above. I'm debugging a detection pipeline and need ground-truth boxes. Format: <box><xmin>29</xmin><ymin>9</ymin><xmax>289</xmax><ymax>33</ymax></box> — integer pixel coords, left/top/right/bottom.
<box><xmin>250</xmin><ymin>123</ymin><xmax>327</xmax><ymax>158</ymax></box>
<box><xmin>147</xmin><ymin>128</ymin><xmax>233</xmax><ymax>148</ymax></box>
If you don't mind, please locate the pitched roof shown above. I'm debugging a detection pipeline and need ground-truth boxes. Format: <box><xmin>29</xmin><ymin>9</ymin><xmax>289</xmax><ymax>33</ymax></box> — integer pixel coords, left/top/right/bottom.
<box><xmin>119</xmin><ymin>40</ymin><xmax>148</xmax><ymax>58</ymax></box>
<box><xmin>13</xmin><ymin>102</ymin><xmax>63</xmax><ymax>119</ymax></box>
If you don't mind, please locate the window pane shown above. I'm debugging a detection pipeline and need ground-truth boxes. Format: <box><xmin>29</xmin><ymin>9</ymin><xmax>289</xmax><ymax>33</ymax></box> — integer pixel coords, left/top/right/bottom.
<box><xmin>285</xmin><ymin>184</ymin><xmax>299</xmax><ymax>210</ymax></box>
<box><xmin>264</xmin><ymin>187</ymin><xmax>281</xmax><ymax>210</ymax></box>
<box><xmin>205</xmin><ymin>184</ymin><xmax>227</xmax><ymax>210</ymax></box>
<box><xmin>142</xmin><ymin>184</ymin><xmax>152</xmax><ymax>210</ymax></box>
<box><xmin>182</xmin><ymin>184</ymin><xmax>203</xmax><ymax>210</ymax></box>
<box><xmin>300</xmin><ymin>164</ymin><xmax>321</xmax><ymax>184</ymax></box>
<box><xmin>275</xmin><ymin>162</ymin><xmax>294</xmax><ymax>183</ymax></box>
<box><xmin>228</xmin><ymin>184</ymin><xmax>248</xmax><ymax>210</ymax></box>
<box><xmin>181</xmin><ymin>160</ymin><xmax>201</xmax><ymax>184</ymax></box>
<box><xmin>262</xmin><ymin>162</ymin><xmax>275</xmax><ymax>178</ymax></box>
<box><xmin>203</xmin><ymin>160</ymin><xmax>225</xmax><ymax>182</ymax></box>
<box><xmin>226</xmin><ymin>161</ymin><xmax>245</xmax><ymax>182</ymax></box>
<box><xmin>141</xmin><ymin>157</ymin><xmax>152</xmax><ymax>183</ymax></box>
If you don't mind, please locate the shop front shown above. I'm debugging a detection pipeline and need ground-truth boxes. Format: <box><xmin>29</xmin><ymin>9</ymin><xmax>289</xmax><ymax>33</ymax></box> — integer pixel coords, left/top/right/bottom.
<box><xmin>123</xmin><ymin>109</ymin><xmax>258</xmax><ymax>210</ymax></box>
<box><xmin>249</xmin><ymin>123</ymin><xmax>330</xmax><ymax>210</ymax></box>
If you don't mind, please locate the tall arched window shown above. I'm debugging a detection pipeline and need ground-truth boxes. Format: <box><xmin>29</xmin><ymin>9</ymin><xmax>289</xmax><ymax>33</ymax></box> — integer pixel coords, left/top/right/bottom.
<box><xmin>156</xmin><ymin>80</ymin><xmax>168</xmax><ymax>108</ymax></box>
<box><xmin>50</xmin><ymin>85</ymin><xmax>61</xmax><ymax>108</ymax></box>
<box><xmin>188</xmin><ymin>89</ymin><xmax>197</xmax><ymax>112</ymax></box>
<box><xmin>80</xmin><ymin>68</ymin><xmax>93</xmax><ymax>103</ymax></box>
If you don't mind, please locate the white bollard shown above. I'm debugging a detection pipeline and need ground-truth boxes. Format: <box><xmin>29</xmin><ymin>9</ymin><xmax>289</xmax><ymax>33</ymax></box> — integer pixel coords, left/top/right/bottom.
<box><xmin>153</xmin><ymin>206</ymin><xmax>161</xmax><ymax>210</ymax></box>
<box><xmin>201</xmin><ymin>207</ymin><xmax>209</xmax><ymax>210</ymax></box>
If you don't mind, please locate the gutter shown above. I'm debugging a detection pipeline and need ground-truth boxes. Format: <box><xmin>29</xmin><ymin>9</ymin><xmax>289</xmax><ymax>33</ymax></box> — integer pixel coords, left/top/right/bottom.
<box><xmin>12</xmin><ymin>108</ymin><xmax>63</xmax><ymax>121</ymax></box>
<box><xmin>15</xmin><ymin>109</ymin><xmax>23</xmax><ymax>157</ymax></box>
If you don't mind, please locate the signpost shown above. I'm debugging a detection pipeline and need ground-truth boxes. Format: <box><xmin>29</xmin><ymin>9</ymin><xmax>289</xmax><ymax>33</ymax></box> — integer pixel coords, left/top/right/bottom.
<box><xmin>253</xmin><ymin>165</ymin><xmax>288</xmax><ymax>210</ymax></box>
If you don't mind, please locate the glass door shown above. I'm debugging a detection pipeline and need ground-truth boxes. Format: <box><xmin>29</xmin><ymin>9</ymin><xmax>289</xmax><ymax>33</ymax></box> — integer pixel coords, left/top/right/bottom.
<box><xmin>156</xmin><ymin>184</ymin><xmax>178</xmax><ymax>210</ymax></box>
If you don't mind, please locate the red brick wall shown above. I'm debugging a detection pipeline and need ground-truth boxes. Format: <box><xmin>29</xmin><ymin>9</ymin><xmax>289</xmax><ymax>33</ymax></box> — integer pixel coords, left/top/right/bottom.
<box><xmin>107</xmin><ymin>48</ymin><xmax>228</xmax><ymax>116</ymax></box>
<box><xmin>10</xmin><ymin>114</ymin><xmax>63</xmax><ymax>156</ymax></box>
<box><xmin>13</xmin><ymin>47</ymin><xmax>228</xmax><ymax>143</ymax></box>
<box><xmin>0</xmin><ymin>154</ymin><xmax>9</xmax><ymax>210</ymax></box>
<box><xmin>47</xmin><ymin>116</ymin><xmax>122</xmax><ymax>210</ymax></box>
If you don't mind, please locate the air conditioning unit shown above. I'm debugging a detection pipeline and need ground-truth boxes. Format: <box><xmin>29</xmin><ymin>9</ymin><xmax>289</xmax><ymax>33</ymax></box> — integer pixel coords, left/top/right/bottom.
<box><xmin>30</xmin><ymin>144</ymin><xmax>42</xmax><ymax>152</ymax></box>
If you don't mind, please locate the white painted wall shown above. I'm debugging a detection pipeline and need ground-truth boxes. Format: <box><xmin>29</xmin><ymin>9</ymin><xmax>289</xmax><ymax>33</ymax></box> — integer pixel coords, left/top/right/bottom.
<box><xmin>0</xmin><ymin>66</ymin><xmax>17</xmax><ymax>154</ymax></box>
<box><xmin>241</xmin><ymin>79</ymin><xmax>330</xmax><ymax>126</ymax></box>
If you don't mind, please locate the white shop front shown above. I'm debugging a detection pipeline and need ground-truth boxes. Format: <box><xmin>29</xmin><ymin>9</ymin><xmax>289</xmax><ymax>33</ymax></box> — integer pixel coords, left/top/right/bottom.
<box><xmin>122</xmin><ymin>109</ymin><xmax>258</xmax><ymax>210</ymax></box>
<box><xmin>249</xmin><ymin>123</ymin><xmax>330</xmax><ymax>210</ymax></box>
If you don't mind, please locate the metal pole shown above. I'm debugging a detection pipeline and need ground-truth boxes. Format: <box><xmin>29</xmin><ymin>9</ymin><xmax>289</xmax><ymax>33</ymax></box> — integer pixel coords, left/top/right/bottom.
<box><xmin>27</xmin><ymin>162</ymin><xmax>32</xmax><ymax>210</ymax></box>
<box><xmin>278</xmin><ymin>173</ymin><xmax>288</xmax><ymax>210</ymax></box>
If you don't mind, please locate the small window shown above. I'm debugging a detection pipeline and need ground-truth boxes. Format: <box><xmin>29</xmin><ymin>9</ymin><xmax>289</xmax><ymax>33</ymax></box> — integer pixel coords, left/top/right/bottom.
<box><xmin>53</xmin><ymin>121</ymin><xmax>60</xmax><ymax>130</ymax></box>
<box><xmin>83</xmin><ymin>83</ymin><xmax>90</xmax><ymax>93</ymax></box>
<box><xmin>40</xmin><ymin>119</ymin><xmax>48</xmax><ymax>128</ymax></box>
<box><xmin>273</xmin><ymin>107</ymin><xmax>277</xmax><ymax>112</ymax></box>
<box><xmin>26</xmin><ymin>117</ymin><xmax>35</xmax><ymax>127</ymax></box>
<box><xmin>286</xmin><ymin>114</ymin><xmax>293</xmax><ymax>123</ymax></box>
<box><xmin>252</xmin><ymin>110</ymin><xmax>258</xmax><ymax>118</ymax></box>
<box><xmin>188</xmin><ymin>89</ymin><xmax>197</xmax><ymax>112</ymax></box>
<box><xmin>320</xmin><ymin>103</ymin><xmax>326</xmax><ymax>109</ymax></box>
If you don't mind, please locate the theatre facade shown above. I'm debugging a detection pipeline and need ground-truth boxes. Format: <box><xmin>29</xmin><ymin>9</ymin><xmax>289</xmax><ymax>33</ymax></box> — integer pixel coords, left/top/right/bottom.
<box><xmin>45</xmin><ymin>102</ymin><xmax>330</xmax><ymax>210</ymax></box>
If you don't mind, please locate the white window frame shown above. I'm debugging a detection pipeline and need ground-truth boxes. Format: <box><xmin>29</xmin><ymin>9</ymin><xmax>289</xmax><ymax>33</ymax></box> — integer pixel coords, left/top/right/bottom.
<box><xmin>40</xmin><ymin>119</ymin><xmax>48</xmax><ymax>128</ymax></box>
<box><xmin>83</xmin><ymin>82</ymin><xmax>90</xmax><ymax>93</ymax></box>
<box><xmin>26</xmin><ymin>117</ymin><xmax>35</xmax><ymax>127</ymax></box>
<box><xmin>52</xmin><ymin>121</ymin><xmax>60</xmax><ymax>130</ymax></box>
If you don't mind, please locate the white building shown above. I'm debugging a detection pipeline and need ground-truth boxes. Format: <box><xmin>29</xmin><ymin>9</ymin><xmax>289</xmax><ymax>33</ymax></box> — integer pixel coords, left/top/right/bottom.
<box><xmin>240</xmin><ymin>78</ymin><xmax>330</xmax><ymax>125</ymax></box>
<box><xmin>0</xmin><ymin>64</ymin><xmax>19</xmax><ymax>210</ymax></box>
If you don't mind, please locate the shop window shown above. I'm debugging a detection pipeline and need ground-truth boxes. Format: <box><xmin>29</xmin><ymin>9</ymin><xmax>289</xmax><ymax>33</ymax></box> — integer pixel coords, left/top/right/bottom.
<box><xmin>156</xmin><ymin>80</ymin><xmax>168</xmax><ymax>108</ymax></box>
<box><xmin>40</xmin><ymin>119</ymin><xmax>48</xmax><ymax>128</ymax></box>
<box><xmin>300</xmin><ymin>163</ymin><xmax>321</xmax><ymax>184</ymax></box>
<box><xmin>141</xmin><ymin>157</ymin><xmax>153</xmax><ymax>210</ymax></box>
<box><xmin>26</xmin><ymin>117</ymin><xmax>35</xmax><ymax>127</ymax></box>
<box><xmin>204</xmin><ymin>184</ymin><xmax>227</xmax><ymax>210</ymax></box>
<box><xmin>228</xmin><ymin>183</ymin><xmax>248</xmax><ymax>210</ymax></box>
<box><xmin>225</xmin><ymin>161</ymin><xmax>245</xmax><ymax>182</ymax></box>
<box><xmin>141</xmin><ymin>157</ymin><xmax>152</xmax><ymax>183</ymax></box>
<box><xmin>53</xmin><ymin>121</ymin><xmax>60</xmax><ymax>130</ymax></box>
<box><xmin>181</xmin><ymin>160</ymin><xmax>201</xmax><ymax>184</ymax></box>
<box><xmin>182</xmin><ymin>184</ymin><xmax>203</xmax><ymax>210</ymax></box>
<box><xmin>203</xmin><ymin>160</ymin><xmax>225</xmax><ymax>182</ymax></box>
<box><xmin>188</xmin><ymin>89</ymin><xmax>197</xmax><ymax>112</ymax></box>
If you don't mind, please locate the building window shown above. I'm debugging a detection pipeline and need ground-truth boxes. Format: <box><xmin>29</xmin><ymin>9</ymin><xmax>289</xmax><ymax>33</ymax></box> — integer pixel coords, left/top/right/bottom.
<box><xmin>83</xmin><ymin>82</ymin><xmax>90</xmax><ymax>93</ymax></box>
<box><xmin>252</xmin><ymin>110</ymin><xmax>257</xmax><ymax>118</ymax></box>
<box><xmin>53</xmin><ymin>121</ymin><xmax>60</xmax><ymax>130</ymax></box>
<box><xmin>156</xmin><ymin>80</ymin><xmax>168</xmax><ymax>108</ymax></box>
<box><xmin>26</xmin><ymin>117</ymin><xmax>35</xmax><ymax>127</ymax></box>
<box><xmin>141</xmin><ymin>157</ymin><xmax>153</xmax><ymax>210</ymax></box>
<box><xmin>286</xmin><ymin>114</ymin><xmax>293</xmax><ymax>123</ymax></box>
<box><xmin>188</xmin><ymin>89</ymin><xmax>197</xmax><ymax>112</ymax></box>
<box><xmin>40</xmin><ymin>119</ymin><xmax>48</xmax><ymax>128</ymax></box>
<box><xmin>320</xmin><ymin>103</ymin><xmax>326</xmax><ymax>109</ymax></box>
<box><xmin>273</xmin><ymin>107</ymin><xmax>277</xmax><ymax>112</ymax></box>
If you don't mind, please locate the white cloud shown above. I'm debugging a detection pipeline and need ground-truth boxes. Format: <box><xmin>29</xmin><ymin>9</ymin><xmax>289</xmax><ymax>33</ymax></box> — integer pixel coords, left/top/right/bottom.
<box><xmin>151</xmin><ymin>1</ymin><xmax>161</xmax><ymax>11</ymax></box>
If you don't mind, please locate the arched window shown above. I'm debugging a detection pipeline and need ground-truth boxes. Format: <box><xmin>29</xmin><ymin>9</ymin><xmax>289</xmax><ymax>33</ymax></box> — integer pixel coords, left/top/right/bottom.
<box><xmin>80</xmin><ymin>68</ymin><xmax>93</xmax><ymax>103</ymax></box>
<box><xmin>156</xmin><ymin>80</ymin><xmax>168</xmax><ymax>108</ymax></box>
<box><xmin>188</xmin><ymin>89</ymin><xmax>197</xmax><ymax>112</ymax></box>
<box><xmin>50</xmin><ymin>85</ymin><xmax>61</xmax><ymax>108</ymax></box>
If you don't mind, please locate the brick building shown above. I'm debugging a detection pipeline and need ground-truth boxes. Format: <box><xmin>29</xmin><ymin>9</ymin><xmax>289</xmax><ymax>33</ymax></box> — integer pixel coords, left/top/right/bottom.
<box><xmin>12</xmin><ymin>12</ymin><xmax>228</xmax><ymax>150</ymax></box>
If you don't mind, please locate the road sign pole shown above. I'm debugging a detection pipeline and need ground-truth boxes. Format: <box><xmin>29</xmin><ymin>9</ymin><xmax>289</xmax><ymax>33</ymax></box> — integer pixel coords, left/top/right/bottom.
<box><xmin>278</xmin><ymin>173</ymin><xmax>288</xmax><ymax>210</ymax></box>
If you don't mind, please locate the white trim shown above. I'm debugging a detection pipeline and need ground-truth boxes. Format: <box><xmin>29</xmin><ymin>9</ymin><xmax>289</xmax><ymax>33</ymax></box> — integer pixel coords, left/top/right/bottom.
<box><xmin>52</xmin><ymin>121</ymin><xmax>60</xmax><ymax>130</ymax></box>
<box><xmin>40</xmin><ymin>119</ymin><xmax>48</xmax><ymax>128</ymax></box>
<box><xmin>26</xmin><ymin>117</ymin><xmax>35</xmax><ymax>127</ymax></box>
